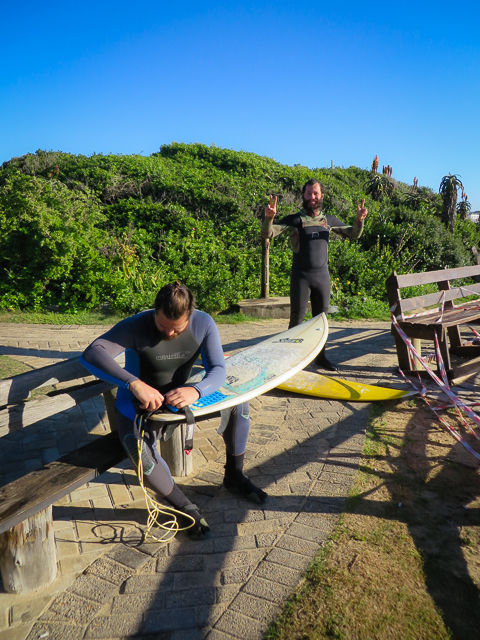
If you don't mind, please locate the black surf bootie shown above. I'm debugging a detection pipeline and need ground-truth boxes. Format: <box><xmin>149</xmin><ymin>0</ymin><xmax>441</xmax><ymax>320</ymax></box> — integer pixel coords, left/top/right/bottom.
<box><xmin>223</xmin><ymin>452</ymin><xmax>268</xmax><ymax>505</ymax></box>
<box><xmin>167</xmin><ymin>484</ymin><xmax>211</xmax><ymax>540</ymax></box>
<box><xmin>314</xmin><ymin>347</ymin><xmax>338</xmax><ymax>372</ymax></box>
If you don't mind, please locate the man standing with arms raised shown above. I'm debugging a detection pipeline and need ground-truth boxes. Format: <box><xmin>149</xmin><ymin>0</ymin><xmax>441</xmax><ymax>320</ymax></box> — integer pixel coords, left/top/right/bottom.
<box><xmin>262</xmin><ymin>179</ymin><xmax>368</xmax><ymax>371</ymax></box>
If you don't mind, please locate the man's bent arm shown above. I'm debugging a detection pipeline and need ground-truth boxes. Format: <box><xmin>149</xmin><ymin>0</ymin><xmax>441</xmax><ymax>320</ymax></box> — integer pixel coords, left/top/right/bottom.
<box><xmin>261</xmin><ymin>216</ymin><xmax>289</xmax><ymax>240</ymax></box>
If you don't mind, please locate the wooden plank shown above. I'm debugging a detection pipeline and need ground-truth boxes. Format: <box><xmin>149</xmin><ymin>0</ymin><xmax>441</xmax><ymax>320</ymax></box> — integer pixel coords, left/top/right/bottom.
<box><xmin>0</xmin><ymin>354</ymin><xmax>125</xmax><ymax>407</ymax></box>
<box><xmin>403</xmin><ymin>308</ymin><xmax>480</xmax><ymax>327</ymax></box>
<box><xmin>395</xmin><ymin>266</ymin><xmax>480</xmax><ymax>288</ymax></box>
<box><xmin>0</xmin><ymin>380</ymin><xmax>116</xmax><ymax>437</ymax></box>
<box><xmin>0</xmin><ymin>357</ymin><xmax>87</xmax><ymax>406</ymax></box>
<box><xmin>400</xmin><ymin>285</ymin><xmax>480</xmax><ymax>313</ymax></box>
<box><xmin>0</xmin><ymin>432</ymin><xmax>125</xmax><ymax>534</ymax></box>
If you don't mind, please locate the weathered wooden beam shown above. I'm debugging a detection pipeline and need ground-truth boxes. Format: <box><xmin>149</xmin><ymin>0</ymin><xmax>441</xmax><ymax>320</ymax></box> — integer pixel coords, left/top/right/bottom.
<box><xmin>395</xmin><ymin>265</ymin><xmax>480</xmax><ymax>288</ymax></box>
<box><xmin>0</xmin><ymin>506</ymin><xmax>57</xmax><ymax>594</ymax></box>
<box><xmin>0</xmin><ymin>357</ymin><xmax>87</xmax><ymax>406</ymax></box>
<box><xmin>0</xmin><ymin>432</ymin><xmax>125</xmax><ymax>534</ymax></box>
<box><xmin>0</xmin><ymin>380</ymin><xmax>116</xmax><ymax>436</ymax></box>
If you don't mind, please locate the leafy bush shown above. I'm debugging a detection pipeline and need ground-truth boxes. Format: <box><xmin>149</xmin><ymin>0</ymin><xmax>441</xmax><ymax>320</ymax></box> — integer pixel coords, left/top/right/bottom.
<box><xmin>1</xmin><ymin>145</ymin><xmax>479</xmax><ymax>315</ymax></box>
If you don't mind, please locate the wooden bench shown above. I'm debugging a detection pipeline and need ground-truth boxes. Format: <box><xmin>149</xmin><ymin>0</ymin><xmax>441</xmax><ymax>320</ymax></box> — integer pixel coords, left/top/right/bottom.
<box><xmin>386</xmin><ymin>266</ymin><xmax>480</xmax><ymax>384</ymax></box>
<box><xmin>0</xmin><ymin>357</ymin><xmax>193</xmax><ymax>594</ymax></box>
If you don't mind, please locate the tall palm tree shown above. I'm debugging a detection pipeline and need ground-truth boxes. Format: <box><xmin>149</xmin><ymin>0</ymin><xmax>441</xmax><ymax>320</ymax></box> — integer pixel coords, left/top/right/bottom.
<box><xmin>439</xmin><ymin>174</ymin><xmax>463</xmax><ymax>232</ymax></box>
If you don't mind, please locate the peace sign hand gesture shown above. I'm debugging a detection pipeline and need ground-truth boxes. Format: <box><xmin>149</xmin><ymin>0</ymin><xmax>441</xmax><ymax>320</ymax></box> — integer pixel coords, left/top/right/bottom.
<box><xmin>356</xmin><ymin>198</ymin><xmax>368</xmax><ymax>222</ymax></box>
<box><xmin>265</xmin><ymin>195</ymin><xmax>277</xmax><ymax>219</ymax></box>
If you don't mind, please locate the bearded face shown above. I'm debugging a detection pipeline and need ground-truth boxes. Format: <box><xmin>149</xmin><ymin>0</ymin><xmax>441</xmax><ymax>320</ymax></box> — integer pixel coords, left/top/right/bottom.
<box><xmin>303</xmin><ymin>183</ymin><xmax>323</xmax><ymax>216</ymax></box>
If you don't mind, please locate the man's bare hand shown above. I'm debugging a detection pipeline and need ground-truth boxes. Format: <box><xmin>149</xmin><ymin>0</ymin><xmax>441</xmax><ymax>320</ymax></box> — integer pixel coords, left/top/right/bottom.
<box><xmin>129</xmin><ymin>380</ymin><xmax>164</xmax><ymax>411</ymax></box>
<box><xmin>356</xmin><ymin>198</ymin><xmax>368</xmax><ymax>222</ymax></box>
<box><xmin>265</xmin><ymin>195</ymin><xmax>277</xmax><ymax>219</ymax></box>
<box><xmin>165</xmin><ymin>386</ymin><xmax>200</xmax><ymax>409</ymax></box>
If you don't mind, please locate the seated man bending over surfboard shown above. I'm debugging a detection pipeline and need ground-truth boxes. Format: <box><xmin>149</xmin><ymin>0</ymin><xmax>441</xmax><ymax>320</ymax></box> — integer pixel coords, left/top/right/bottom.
<box><xmin>80</xmin><ymin>281</ymin><xmax>267</xmax><ymax>540</ymax></box>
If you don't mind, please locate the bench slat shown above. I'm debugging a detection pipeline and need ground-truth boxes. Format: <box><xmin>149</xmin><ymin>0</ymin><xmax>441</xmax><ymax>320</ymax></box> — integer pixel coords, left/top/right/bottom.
<box><xmin>403</xmin><ymin>308</ymin><xmax>480</xmax><ymax>328</ymax></box>
<box><xmin>399</xmin><ymin>285</ymin><xmax>480</xmax><ymax>314</ymax></box>
<box><xmin>0</xmin><ymin>432</ymin><xmax>125</xmax><ymax>534</ymax></box>
<box><xmin>394</xmin><ymin>265</ymin><xmax>480</xmax><ymax>288</ymax></box>
<box><xmin>0</xmin><ymin>381</ymin><xmax>116</xmax><ymax>436</ymax></box>
<box><xmin>0</xmin><ymin>357</ymin><xmax>87</xmax><ymax>406</ymax></box>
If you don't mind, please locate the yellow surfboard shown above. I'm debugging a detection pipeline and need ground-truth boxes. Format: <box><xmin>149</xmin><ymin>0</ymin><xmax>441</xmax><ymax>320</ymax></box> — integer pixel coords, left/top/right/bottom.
<box><xmin>277</xmin><ymin>370</ymin><xmax>415</xmax><ymax>402</ymax></box>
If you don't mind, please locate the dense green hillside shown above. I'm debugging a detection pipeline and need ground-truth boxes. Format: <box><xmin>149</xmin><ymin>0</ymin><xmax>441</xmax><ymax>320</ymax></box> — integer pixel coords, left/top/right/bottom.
<box><xmin>1</xmin><ymin>144</ymin><xmax>479</xmax><ymax>316</ymax></box>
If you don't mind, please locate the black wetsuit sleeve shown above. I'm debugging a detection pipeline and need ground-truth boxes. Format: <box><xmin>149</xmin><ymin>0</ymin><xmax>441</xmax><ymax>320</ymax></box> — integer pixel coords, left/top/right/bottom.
<box><xmin>327</xmin><ymin>214</ymin><xmax>364</xmax><ymax>239</ymax></box>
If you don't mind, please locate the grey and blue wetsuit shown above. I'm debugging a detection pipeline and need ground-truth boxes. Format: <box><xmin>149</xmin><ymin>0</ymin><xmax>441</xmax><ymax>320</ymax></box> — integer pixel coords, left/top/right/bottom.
<box><xmin>80</xmin><ymin>309</ymin><xmax>250</xmax><ymax>498</ymax></box>
<box><xmin>262</xmin><ymin>210</ymin><xmax>364</xmax><ymax>327</ymax></box>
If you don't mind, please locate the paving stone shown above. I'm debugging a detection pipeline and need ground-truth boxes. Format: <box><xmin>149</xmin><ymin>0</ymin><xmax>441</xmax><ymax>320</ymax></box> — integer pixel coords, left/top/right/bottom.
<box><xmin>111</xmin><ymin>592</ymin><xmax>164</xmax><ymax>613</ymax></box>
<box><xmin>196</xmin><ymin>604</ymin><xmax>227</xmax><ymax>628</ymax></box>
<box><xmin>84</xmin><ymin>556</ymin><xmax>133</xmax><ymax>585</ymax></box>
<box><xmin>222</xmin><ymin>566</ymin><xmax>253</xmax><ymax>584</ymax></box>
<box><xmin>106</xmin><ymin>544</ymin><xmax>151</xmax><ymax>570</ymax></box>
<box><xmin>255</xmin><ymin>560</ymin><xmax>303</xmax><ymax>587</ymax></box>
<box><xmin>212</xmin><ymin>535</ymin><xmax>257</xmax><ymax>553</ymax></box>
<box><xmin>123</xmin><ymin>573</ymin><xmax>175</xmax><ymax>593</ymax></box>
<box><xmin>174</xmin><ymin>569</ymin><xmax>220</xmax><ymax>590</ymax></box>
<box><xmin>143</xmin><ymin>608</ymin><xmax>196</xmax><ymax>633</ymax></box>
<box><xmin>26</xmin><ymin>622</ymin><xmax>85</xmax><ymax>640</ymax></box>
<box><xmin>85</xmin><ymin>614</ymin><xmax>143</xmax><ymax>638</ymax></box>
<box><xmin>156</xmin><ymin>555</ymin><xmax>205</xmax><ymax>573</ymax></box>
<box><xmin>230</xmin><ymin>592</ymin><xmax>281</xmax><ymax>622</ymax></box>
<box><xmin>266</xmin><ymin>547</ymin><xmax>312</xmax><ymax>571</ymax></box>
<box><xmin>214</xmin><ymin>610</ymin><xmax>265</xmax><ymax>640</ymax></box>
<box><xmin>165</xmin><ymin>586</ymin><xmax>216</xmax><ymax>608</ymax></box>
<box><xmin>255</xmin><ymin>532</ymin><xmax>280</xmax><ymax>547</ymax></box>
<box><xmin>205</xmin><ymin>549</ymin><xmax>265</xmax><ymax>571</ymax></box>
<box><xmin>243</xmin><ymin>575</ymin><xmax>293</xmax><ymax>604</ymax></box>
<box><xmin>67</xmin><ymin>573</ymin><xmax>118</xmax><ymax>604</ymax></box>
<box><xmin>39</xmin><ymin>591</ymin><xmax>101</xmax><ymax>625</ymax></box>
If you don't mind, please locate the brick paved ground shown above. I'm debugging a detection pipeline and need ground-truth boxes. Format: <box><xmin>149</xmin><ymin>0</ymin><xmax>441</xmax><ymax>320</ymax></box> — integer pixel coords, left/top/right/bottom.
<box><xmin>0</xmin><ymin>319</ymin><xmax>405</xmax><ymax>640</ymax></box>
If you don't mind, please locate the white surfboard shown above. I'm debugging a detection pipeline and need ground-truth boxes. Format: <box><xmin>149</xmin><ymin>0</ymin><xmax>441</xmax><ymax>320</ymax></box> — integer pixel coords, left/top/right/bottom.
<box><xmin>150</xmin><ymin>313</ymin><xmax>328</xmax><ymax>423</ymax></box>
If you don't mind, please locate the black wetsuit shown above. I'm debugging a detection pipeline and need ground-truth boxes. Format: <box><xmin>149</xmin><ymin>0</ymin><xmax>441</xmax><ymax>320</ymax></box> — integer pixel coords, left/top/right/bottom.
<box><xmin>80</xmin><ymin>309</ymin><xmax>250</xmax><ymax>498</ymax></box>
<box><xmin>262</xmin><ymin>210</ymin><xmax>364</xmax><ymax>328</ymax></box>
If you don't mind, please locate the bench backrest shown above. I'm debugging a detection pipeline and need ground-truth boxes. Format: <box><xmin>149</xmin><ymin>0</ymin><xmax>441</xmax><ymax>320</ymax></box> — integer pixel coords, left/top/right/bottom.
<box><xmin>386</xmin><ymin>266</ymin><xmax>480</xmax><ymax>318</ymax></box>
<box><xmin>0</xmin><ymin>357</ymin><xmax>117</xmax><ymax>437</ymax></box>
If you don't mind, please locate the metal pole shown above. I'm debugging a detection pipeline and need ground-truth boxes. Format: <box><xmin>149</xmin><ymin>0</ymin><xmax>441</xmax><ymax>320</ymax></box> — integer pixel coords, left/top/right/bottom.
<box><xmin>261</xmin><ymin>238</ymin><xmax>270</xmax><ymax>298</ymax></box>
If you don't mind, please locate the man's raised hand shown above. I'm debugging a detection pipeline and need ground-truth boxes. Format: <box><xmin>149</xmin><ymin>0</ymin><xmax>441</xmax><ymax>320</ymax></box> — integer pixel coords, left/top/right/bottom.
<box><xmin>356</xmin><ymin>198</ymin><xmax>368</xmax><ymax>222</ymax></box>
<box><xmin>265</xmin><ymin>195</ymin><xmax>277</xmax><ymax>219</ymax></box>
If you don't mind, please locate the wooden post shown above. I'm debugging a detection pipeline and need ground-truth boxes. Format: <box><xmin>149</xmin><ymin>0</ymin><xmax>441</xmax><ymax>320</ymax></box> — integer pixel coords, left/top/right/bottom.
<box><xmin>160</xmin><ymin>423</ymin><xmax>193</xmax><ymax>477</ymax></box>
<box><xmin>261</xmin><ymin>238</ymin><xmax>270</xmax><ymax>299</ymax></box>
<box><xmin>0</xmin><ymin>506</ymin><xmax>57</xmax><ymax>593</ymax></box>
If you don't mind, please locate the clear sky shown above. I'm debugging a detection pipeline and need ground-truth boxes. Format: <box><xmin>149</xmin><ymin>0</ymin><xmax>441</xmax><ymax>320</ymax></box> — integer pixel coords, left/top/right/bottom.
<box><xmin>2</xmin><ymin>1</ymin><xmax>480</xmax><ymax>210</ymax></box>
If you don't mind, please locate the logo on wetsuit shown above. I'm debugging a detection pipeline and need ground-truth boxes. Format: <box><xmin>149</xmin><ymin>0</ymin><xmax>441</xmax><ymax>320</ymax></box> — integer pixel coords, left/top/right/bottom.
<box><xmin>156</xmin><ymin>351</ymin><xmax>191</xmax><ymax>360</ymax></box>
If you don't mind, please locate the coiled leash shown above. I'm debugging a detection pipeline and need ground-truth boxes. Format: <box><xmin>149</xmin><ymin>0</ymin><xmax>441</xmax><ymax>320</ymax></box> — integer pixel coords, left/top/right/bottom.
<box><xmin>133</xmin><ymin>406</ymin><xmax>197</xmax><ymax>541</ymax></box>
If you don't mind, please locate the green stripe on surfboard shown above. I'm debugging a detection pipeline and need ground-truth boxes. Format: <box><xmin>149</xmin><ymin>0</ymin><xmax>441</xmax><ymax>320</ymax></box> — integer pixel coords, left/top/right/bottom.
<box><xmin>278</xmin><ymin>370</ymin><xmax>415</xmax><ymax>402</ymax></box>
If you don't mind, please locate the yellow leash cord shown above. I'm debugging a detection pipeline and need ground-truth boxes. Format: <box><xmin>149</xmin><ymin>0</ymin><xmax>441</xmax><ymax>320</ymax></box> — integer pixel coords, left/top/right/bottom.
<box><xmin>135</xmin><ymin>413</ymin><xmax>196</xmax><ymax>542</ymax></box>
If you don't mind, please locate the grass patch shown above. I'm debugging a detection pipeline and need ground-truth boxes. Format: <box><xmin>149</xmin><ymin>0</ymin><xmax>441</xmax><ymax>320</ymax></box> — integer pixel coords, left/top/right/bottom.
<box><xmin>0</xmin><ymin>355</ymin><xmax>32</xmax><ymax>379</ymax></box>
<box><xmin>0</xmin><ymin>308</ymin><xmax>282</xmax><ymax>326</ymax></box>
<box><xmin>0</xmin><ymin>308</ymin><xmax>127</xmax><ymax>325</ymax></box>
<box><xmin>266</xmin><ymin>399</ymin><xmax>480</xmax><ymax>640</ymax></box>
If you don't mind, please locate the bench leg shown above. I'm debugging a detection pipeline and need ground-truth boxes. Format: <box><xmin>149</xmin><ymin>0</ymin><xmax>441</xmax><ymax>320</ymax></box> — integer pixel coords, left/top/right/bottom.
<box><xmin>0</xmin><ymin>506</ymin><xmax>57</xmax><ymax>593</ymax></box>
<box><xmin>392</xmin><ymin>329</ymin><xmax>412</xmax><ymax>370</ymax></box>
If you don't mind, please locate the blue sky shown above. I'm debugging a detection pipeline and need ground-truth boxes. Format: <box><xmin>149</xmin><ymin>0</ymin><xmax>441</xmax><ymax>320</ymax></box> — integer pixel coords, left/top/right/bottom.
<box><xmin>2</xmin><ymin>1</ymin><xmax>480</xmax><ymax>209</ymax></box>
